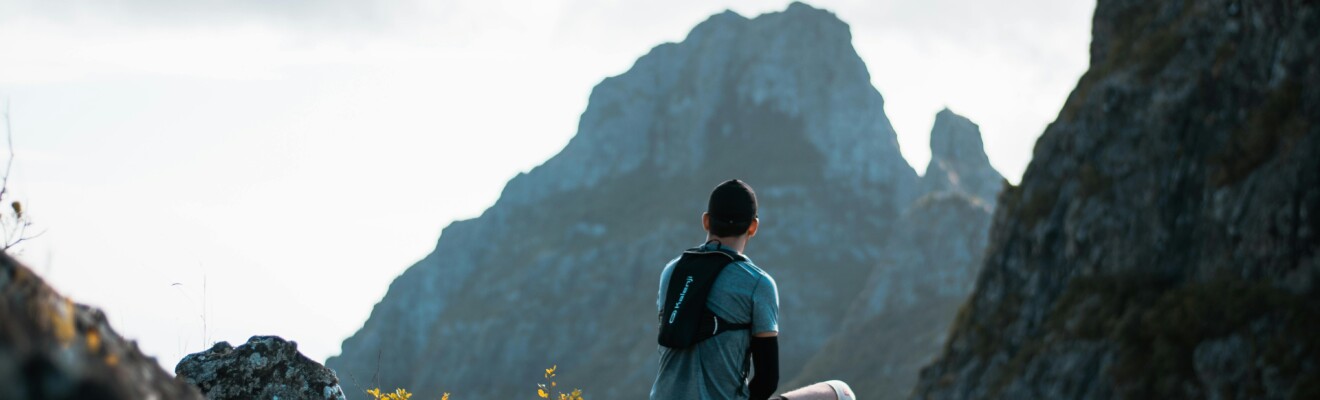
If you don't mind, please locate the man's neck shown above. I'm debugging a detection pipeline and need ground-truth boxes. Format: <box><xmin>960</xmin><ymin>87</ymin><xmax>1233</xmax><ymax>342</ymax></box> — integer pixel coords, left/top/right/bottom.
<box><xmin>705</xmin><ymin>235</ymin><xmax>748</xmax><ymax>254</ymax></box>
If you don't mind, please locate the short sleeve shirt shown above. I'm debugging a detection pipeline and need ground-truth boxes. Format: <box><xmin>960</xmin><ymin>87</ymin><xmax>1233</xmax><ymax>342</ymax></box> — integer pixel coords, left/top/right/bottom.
<box><xmin>650</xmin><ymin>242</ymin><xmax>780</xmax><ymax>400</ymax></box>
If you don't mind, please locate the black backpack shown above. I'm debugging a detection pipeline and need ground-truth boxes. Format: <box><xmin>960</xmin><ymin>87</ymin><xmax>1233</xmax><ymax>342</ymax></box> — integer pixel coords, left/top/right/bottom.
<box><xmin>657</xmin><ymin>244</ymin><xmax>751</xmax><ymax>348</ymax></box>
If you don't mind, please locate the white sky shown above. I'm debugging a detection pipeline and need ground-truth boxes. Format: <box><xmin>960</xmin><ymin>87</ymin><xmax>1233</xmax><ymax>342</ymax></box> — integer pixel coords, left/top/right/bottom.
<box><xmin>0</xmin><ymin>0</ymin><xmax>1094</xmax><ymax>371</ymax></box>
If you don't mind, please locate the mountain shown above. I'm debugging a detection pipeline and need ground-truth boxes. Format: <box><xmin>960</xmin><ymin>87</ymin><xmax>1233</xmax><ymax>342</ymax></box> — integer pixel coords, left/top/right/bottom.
<box><xmin>849</xmin><ymin>110</ymin><xmax>1002</xmax><ymax>320</ymax></box>
<box><xmin>921</xmin><ymin>109</ymin><xmax>1003</xmax><ymax>207</ymax></box>
<box><xmin>790</xmin><ymin>110</ymin><xmax>1002</xmax><ymax>398</ymax></box>
<box><xmin>913</xmin><ymin>0</ymin><xmax>1320</xmax><ymax>398</ymax></box>
<box><xmin>324</xmin><ymin>2</ymin><xmax>952</xmax><ymax>398</ymax></box>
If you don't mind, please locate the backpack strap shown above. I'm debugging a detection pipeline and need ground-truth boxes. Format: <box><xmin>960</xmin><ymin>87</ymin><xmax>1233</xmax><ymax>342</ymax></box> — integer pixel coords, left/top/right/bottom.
<box><xmin>683</xmin><ymin>246</ymin><xmax>751</xmax><ymax>336</ymax></box>
<box><xmin>685</xmin><ymin>240</ymin><xmax>748</xmax><ymax>262</ymax></box>
<box><xmin>710</xmin><ymin>314</ymin><xmax>751</xmax><ymax>334</ymax></box>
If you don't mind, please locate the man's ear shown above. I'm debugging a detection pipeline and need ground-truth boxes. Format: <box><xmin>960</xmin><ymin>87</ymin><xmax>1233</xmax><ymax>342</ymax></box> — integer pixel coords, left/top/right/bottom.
<box><xmin>702</xmin><ymin>212</ymin><xmax>712</xmax><ymax>232</ymax></box>
<box><xmin>746</xmin><ymin>218</ymin><xmax>759</xmax><ymax>238</ymax></box>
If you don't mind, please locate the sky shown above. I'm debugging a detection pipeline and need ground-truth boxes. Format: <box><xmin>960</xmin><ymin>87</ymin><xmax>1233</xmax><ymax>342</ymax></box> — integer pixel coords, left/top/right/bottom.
<box><xmin>0</xmin><ymin>0</ymin><xmax>1095</xmax><ymax>370</ymax></box>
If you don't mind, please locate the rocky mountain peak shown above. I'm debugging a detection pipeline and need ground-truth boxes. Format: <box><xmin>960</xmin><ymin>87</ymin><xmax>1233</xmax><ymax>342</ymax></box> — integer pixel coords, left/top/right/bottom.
<box><xmin>328</xmin><ymin>3</ymin><xmax>924</xmax><ymax>398</ymax></box>
<box><xmin>929</xmin><ymin>108</ymin><xmax>989</xmax><ymax>167</ymax></box>
<box><xmin>682</xmin><ymin>10</ymin><xmax>747</xmax><ymax>42</ymax></box>
<box><xmin>794</xmin><ymin>108</ymin><xmax>1004</xmax><ymax>396</ymax></box>
<box><xmin>493</xmin><ymin>1</ymin><xmax>914</xmax><ymax>210</ymax></box>
<box><xmin>921</xmin><ymin>108</ymin><xmax>1002</xmax><ymax>205</ymax></box>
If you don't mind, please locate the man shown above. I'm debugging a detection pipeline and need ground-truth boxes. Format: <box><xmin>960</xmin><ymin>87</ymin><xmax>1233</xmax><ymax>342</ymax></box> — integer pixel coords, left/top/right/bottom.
<box><xmin>651</xmin><ymin>179</ymin><xmax>780</xmax><ymax>400</ymax></box>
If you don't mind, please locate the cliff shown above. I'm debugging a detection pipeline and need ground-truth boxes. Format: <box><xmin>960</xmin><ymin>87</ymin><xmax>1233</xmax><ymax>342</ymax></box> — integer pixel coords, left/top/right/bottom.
<box><xmin>792</xmin><ymin>110</ymin><xmax>1002</xmax><ymax>398</ymax></box>
<box><xmin>921</xmin><ymin>109</ymin><xmax>1003</xmax><ymax>207</ymax></box>
<box><xmin>913</xmin><ymin>0</ymin><xmax>1320</xmax><ymax>398</ymax></box>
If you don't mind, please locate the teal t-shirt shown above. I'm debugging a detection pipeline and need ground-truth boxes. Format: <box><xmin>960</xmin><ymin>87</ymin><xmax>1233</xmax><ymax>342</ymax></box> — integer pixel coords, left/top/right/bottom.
<box><xmin>650</xmin><ymin>242</ymin><xmax>780</xmax><ymax>400</ymax></box>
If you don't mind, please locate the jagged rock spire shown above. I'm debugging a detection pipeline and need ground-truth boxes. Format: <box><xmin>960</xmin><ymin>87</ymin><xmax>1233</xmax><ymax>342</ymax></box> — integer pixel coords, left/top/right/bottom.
<box><xmin>921</xmin><ymin>108</ymin><xmax>1003</xmax><ymax>205</ymax></box>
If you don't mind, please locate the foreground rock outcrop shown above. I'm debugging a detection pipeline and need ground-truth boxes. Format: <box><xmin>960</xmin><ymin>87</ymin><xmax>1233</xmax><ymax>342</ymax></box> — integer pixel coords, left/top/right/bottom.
<box><xmin>177</xmin><ymin>335</ymin><xmax>347</xmax><ymax>400</ymax></box>
<box><xmin>914</xmin><ymin>0</ymin><xmax>1319</xmax><ymax>398</ymax></box>
<box><xmin>0</xmin><ymin>252</ymin><xmax>204</xmax><ymax>400</ymax></box>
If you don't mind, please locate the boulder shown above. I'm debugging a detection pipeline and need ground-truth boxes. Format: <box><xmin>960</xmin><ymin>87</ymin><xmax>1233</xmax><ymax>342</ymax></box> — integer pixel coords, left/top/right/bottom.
<box><xmin>176</xmin><ymin>336</ymin><xmax>347</xmax><ymax>400</ymax></box>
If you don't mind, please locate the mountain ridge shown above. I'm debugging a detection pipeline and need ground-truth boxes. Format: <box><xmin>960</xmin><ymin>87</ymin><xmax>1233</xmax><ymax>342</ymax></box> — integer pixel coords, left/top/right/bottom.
<box><xmin>790</xmin><ymin>110</ymin><xmax>1002</xmax><ymax>398</ymax></box>
<box><xmin>493</xmin><ymin>1</ymin><xmax>915</xmax><ymax>212</ymax></box>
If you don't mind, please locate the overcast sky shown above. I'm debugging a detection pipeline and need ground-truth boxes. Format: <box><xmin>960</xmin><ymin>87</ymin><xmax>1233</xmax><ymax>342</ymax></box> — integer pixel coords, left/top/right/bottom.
<box><xmin>0</xmin><ymin>0</ymin><xmax>1094</xmax><ymax>370</ymax></box>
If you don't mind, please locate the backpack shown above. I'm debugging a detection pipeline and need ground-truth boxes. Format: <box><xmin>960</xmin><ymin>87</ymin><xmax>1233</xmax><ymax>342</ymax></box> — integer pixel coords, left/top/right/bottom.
<box><xmin>657</xmin><ymin>244</ymin><xmax>751</xmax><ymax>348</ymax></box>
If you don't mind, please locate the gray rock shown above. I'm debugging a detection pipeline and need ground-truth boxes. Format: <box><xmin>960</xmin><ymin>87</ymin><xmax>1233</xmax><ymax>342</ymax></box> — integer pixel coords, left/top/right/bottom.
<box><xmin>912</xmin><ymin>0</ymin><xmax>1320</xmax><ymax>398</ymax></box>
<box><xmin>0</xmin><ymin>252</ymin><xmax>204</xmax><ymax>400</ymax></box>
<box><xmin>177</xmin><ymin>336</ymin><xmax>346</xmax><ymax>400</ymax></box>
<box><xmin>922</xmin><ymin>109</ymin><xmax>1004</xmax><ymax>207</ymax></box>
<box><xmin>1193</xmin><ymin>335</ymin><xmax>1248</xmax><ymax>400</ymax></box>
<box><xmin>789</xmin><ymin>109</ymin><xmax>1003</xmax><ymax>398</ymax></box>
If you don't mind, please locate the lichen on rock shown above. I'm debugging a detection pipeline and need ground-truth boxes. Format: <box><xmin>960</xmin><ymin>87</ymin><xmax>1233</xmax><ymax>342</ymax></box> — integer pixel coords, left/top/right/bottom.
<box><xmin>176</xmin><ymin>335</ymin><xmax>346</xmax><ymax>400</ymax></box>
<box><xmin>912</xmin><ymin>0</ymin><xmax>1320</xmax><ymax>398</ymax></box>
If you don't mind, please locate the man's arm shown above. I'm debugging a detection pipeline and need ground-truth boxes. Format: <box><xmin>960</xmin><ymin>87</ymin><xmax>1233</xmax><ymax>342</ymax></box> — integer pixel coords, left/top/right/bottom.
<box><xmin>748</xmin><ymin>331</ymin><xmax>779</xmax><ymax>400</ymax></box>
<box><xmin>749</xmin><ymin>272</ymin><xmax>780</xmax><ymax>400</ymax></box>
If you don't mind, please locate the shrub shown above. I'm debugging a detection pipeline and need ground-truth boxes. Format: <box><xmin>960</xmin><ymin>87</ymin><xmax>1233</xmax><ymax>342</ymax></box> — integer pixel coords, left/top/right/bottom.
<box><xmin>365</xmin><ymin>364</ymin><xmax>583</xmax><ymax>400</ymax></box>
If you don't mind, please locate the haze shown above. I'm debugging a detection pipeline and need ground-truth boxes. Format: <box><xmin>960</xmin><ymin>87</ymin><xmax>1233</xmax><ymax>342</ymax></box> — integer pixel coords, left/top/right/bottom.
<box><xmin>0</xmin><ymin>0</ymin><xmax>1093</xmax><ymax>369</ymax></box>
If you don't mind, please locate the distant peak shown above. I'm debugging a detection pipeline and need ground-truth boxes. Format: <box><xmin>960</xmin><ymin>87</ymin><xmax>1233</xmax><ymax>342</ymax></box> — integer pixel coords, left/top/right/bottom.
<box><xmin>779</xmin><ymin>1</ymin><xmax>845</xmax><ymax>26</ymax></box>
<box><xmin>686</xmin><ymin>9</ymin><xmax>749</xmax><ymax>41</ymax></box>
<box><xmin>709</xmin><ymin>8</ymin><xmax>748</xmax><ymax>23</ymax></box>
<box><xmin>930</xmin><ymin>108</ymin><xmax>986</xmax><ymax>162</ymax></box>
<box><xmin>786</xmin><ymin>1</ymin><xmax>825</xmax><ymax>14</ymax></box>
<box><xmin>683</xmin><ymin>2</ymin><xmax>851</xmax><ymax>47</ymax></box>
<box><xmin>922</xmin><ymin>109</ymin><xmax>1001</xmax><ymax>204</ymax></box>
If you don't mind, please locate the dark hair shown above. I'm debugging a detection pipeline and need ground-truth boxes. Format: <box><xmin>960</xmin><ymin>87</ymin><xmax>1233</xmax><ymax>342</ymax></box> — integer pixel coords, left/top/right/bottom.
<box><xmin>706</xmin><ymin>179</ymin><xmax>757</xmax><ymax>237</ymax></box>
<box><xmin>709</xmin><ymin>217</ymin><xmax>753</xmax><ymax>237</ymax></box>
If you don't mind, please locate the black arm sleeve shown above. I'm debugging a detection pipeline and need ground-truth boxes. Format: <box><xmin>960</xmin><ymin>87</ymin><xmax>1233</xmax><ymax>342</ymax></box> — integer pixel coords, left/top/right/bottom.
<box><xmin>748</xmin><ymin>335</ymin><xmax>780</xmax><ymax>400</ymax></box>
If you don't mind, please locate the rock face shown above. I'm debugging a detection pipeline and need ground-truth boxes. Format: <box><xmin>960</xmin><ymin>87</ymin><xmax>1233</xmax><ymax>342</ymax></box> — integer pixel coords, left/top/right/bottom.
<box><xmin>177</xmin><ymin>336</ymin><xmax>347</xmax><ymax>400</ymax></box>
<box><xmin>921</xmin><ymin>109</ymin><xmax>1003</xmax><ymax>207</ymax></box>
<box><xmin>327</xmin><ymin>3</ymin><xmax>1000</xmax><ymax>399</ymax></box>
<box><xmin>913</xmin><ymin>0</ymin><xmax>1320</xmax><ymax>399</ymax></box>
<box><xmin>0</xmin><ymin>252</ymin><xmax>204</xmax><ymax>400</ymax></box>
<box><xmin>790</xmin><ymin>111</ymin><xmax>1002</xmax><ymax>399</ymax></box>
<box><xmin>854</xmin><ymin>111</ymin><xmax>1002</xmax><ymax>320</ymax></box>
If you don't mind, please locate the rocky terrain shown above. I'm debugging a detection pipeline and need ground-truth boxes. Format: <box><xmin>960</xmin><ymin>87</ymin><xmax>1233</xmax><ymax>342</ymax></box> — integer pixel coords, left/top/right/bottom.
<box><xmin>920</xmin><ymin>109</ymin><xmax>1005</xmax><ymax>207</ymax></box>
<box><xmin>329</xmin><ymin>3</ymin><xmax>1000</xmax><ymax>399</ymax></box>
<box><xmin>0</xmin><ymin>252</ymin><xmax>204</xmax><ymax>400</ymax></box>
<box><xmin>790</xmin><ymin>110</ymin><xmax>1001</xmax><ymax>398</ymax></box>
<box><xmin>913</xmin><ymin>0</ymin><xmax>1319</xmax><ymax>398</ymax></box>
<box><xmin>177</xmin><ymin>336</ymin><xmax>347</xmax><ymax>400</ymax></box>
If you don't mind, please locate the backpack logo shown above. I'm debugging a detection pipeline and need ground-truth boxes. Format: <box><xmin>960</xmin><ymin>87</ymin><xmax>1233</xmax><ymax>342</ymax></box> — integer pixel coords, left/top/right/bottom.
<box><xmin>667</xmin><ymin>276</ymin><xmax>694</xmax><ymax>324</ymax></box>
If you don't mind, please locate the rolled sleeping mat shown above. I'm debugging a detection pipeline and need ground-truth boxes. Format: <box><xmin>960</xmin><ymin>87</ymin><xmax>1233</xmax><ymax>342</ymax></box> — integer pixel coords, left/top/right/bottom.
<box><xmin>777</xmin><ymin>380</ymin><xmax>856</xmax><ymax>400</ymax></box>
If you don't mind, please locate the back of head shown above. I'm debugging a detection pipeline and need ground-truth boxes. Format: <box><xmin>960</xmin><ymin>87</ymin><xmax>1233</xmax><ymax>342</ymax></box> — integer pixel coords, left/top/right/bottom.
<box><xmin>707</xmin><ymin>179</ymin><xmax>758</xmax><ymax>237</ymax></box>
